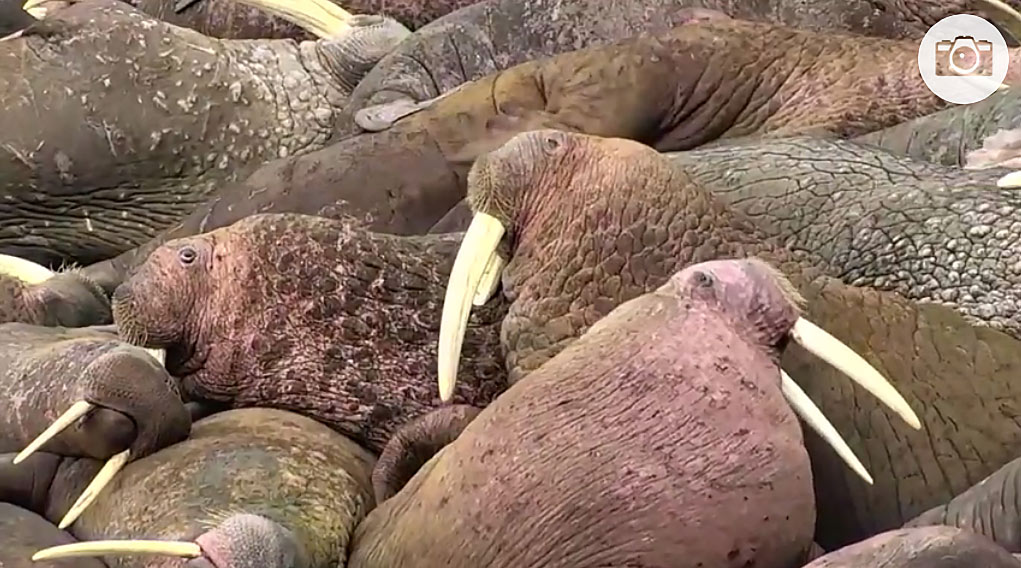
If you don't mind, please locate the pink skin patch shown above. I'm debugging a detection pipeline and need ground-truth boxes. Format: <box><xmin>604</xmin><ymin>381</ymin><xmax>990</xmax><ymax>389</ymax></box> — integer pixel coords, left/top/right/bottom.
<box><xmin>190</xmin><ymin>532</ymin><xmax>231</xmax><ymax>568</ymax></box>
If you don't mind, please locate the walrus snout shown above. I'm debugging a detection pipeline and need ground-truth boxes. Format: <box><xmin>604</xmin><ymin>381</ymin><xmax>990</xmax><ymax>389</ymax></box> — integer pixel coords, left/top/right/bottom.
<box><xmin>192</xmin><ymin>514</ymin><xmax>310</xmax><ymax>568</ymax></box>
<box><xmin>30</xmin><ymin>271</ymin><xmax>112</xmax><ymax>328</ymax></box>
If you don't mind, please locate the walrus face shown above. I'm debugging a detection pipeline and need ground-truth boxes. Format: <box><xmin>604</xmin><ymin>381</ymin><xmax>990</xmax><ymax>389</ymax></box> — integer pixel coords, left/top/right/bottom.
<box><xmin>112</xmin><ymin>237</ymin><xmax>216</xmax><ymax>348</ymax></box>
<box><xmin>0</xmin><ymin>255</ymin><xmax>111</xmax><ymax>327</ymax></box>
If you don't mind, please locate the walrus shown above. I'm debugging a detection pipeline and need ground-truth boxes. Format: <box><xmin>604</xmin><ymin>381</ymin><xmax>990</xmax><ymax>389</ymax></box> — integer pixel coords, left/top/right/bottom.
<box><xmin>0</xmin><ymin>254</ymin><xmax>111</xmax><ymax>327</ymax></box>
<box><xmin>802</xmin><ymin>526</ymin><xmax>1021</xmax><ymax>567</ymax></box>
<box><xmin>24</xmin><ymin>408</ymin><xmax>376</xmax><ymax>568</ymax></box>
<box><xmin>79</xmin><ymin>12</ymin><xmax>1021</xmax><ymax>292</ymax></box>
<box><xmin>337</xmin><ymin>258</ymin><xmax>902</xmax><ymax>567</ymax></box>
<box><xmin>0</xmin><ymin>502</ymin><xmax>106</xmax><ymax>568</ymax></box>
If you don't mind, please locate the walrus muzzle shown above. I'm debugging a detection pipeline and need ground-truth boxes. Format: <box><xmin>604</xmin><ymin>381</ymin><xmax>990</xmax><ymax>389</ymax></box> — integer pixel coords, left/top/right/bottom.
<box><xmin>437</xmin><ymin>213</ymin><xmax>923</xmax><ymax>485</ymax></box>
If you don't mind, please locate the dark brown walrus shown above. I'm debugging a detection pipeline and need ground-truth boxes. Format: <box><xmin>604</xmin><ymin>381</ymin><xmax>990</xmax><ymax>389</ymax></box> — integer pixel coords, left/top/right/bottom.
<box><xmin>0</xmin><ymin>503</ymin><xmax>105</xmax><ymax>568</ymax></box>
<box><xmin>0</xmin><ymin>254</ymin><xmax>110</xmax><ymax>327</ymax></box>
<box><xmin>340</xmin><ymin>258</ymin><xmax>898</xmax><ymax>567</ymax></box>
<box><xmin>23</xmin><ymin>408</ymin><xmax>376</xmax><ymax>568</ymax></box>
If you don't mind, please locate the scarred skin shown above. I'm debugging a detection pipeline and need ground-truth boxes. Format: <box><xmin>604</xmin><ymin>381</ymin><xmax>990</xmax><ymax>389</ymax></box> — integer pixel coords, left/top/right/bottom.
<box><xmin>803</xmin><ymin>526</ymin><xmax>1021</xmax><ymax>567</ymax></box>
<box><xmin>0</xmin><ymin>0</ymin><xmax>409</xmax><ymax>267</ymax></box>
<box><xmin>110</xmin><ymin>215</ymin><xmax>507</xmax><ymax>452</ymax></box>
<box><xmin>350</xmin><ymin>259</ymin><xmax>817</xmax><ymax>568</ymax></box>
<box><xmin>0</xmin><ymin>270</ymin><xmax>112</xmax><ymax>327</ymax></box>
<box><xmin>0</xmin><ymin>502</ymin><xmax>105</xmax><ymax>568</ymax></box>
<box><xmin>665</xmin><ymin>136</ymin><xmax>1021</xmax><ymax>339</ymax></box>
<box><xmin>449</xmin><ymin>130</ymin><xmax>1021</xmax><ymax>548</ymax></box>
<box><xmin>0</xmin><ymin>408</ymin><xmax>376</xmax><ymax>568</ymax></box>
<box><xmin>0</xmin><ymin>324</ymin><xmax>190</xmax><ymax>461</ymax></box>
<box><xmin>83</xmin><ymin>17</ymin><xmax>969</xmax><ymax>292</ymax></box>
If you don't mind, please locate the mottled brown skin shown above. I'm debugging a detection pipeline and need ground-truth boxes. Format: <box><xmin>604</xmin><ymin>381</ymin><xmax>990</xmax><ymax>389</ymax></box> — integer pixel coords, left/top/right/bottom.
<box><xmin>457</xmin><ymin>130</ymin><xmax>1021</xmax><ymax>548</ymax></box>
<box><xmin>350</xmin><ymin>258</ymin><xmax>815</xmax><ymax>568</ymax></box>
<box><xmin>0</xmin><ymin>503</ymin><xmax>106</xmax><ymax>568</ymax></box>
<box><xmin>0</xmin><ymin>324</ymin><xmax>190</xmax><ymax>461</ymax></box>
<box><xmin>131</xmin><ymin>0</ymin><xmax>328</xmax><ymax>39</ymax></box>
<box><xmin>803</xmin><ymin>526</ymin><xmax>1021</xmax><ymax>567</ymax></box>
<box><xmin>0</xmin><ymin>270</ymin><xmax>111</xmax><ymax>327</ymax></box>
<box><xmin>111</xmin><ymin>216</ymin><xmax>507</xmax><ymax>452</ymax></box>
<box><xmin>169</xmin><ymin>0</ymin><xmax>481</xmax><ymax>30</ymax></box>
<box><xmin>82</xmin><ymin>16</ymin><xmax>965</xmax><ymax>293</ymax></box>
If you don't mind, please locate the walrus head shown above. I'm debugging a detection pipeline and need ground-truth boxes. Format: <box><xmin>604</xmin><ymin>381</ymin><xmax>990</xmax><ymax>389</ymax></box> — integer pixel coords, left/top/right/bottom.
<box><xmin>31</xmin><ymin>513</ymin><xmax>310</xmax><ymax>568</ymax></box>
<box><xmin>0</xmin><ymin>254</ymin><xmax>111</xmax><ymax>327</ymax></box>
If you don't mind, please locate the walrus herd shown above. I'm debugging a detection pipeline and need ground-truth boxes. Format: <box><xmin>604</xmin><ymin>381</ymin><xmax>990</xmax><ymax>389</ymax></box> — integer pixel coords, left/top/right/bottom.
<box><xmin>3</xmin><ymin>0</ymin><xmax>1021</xmax><ymax>566</ymax></box>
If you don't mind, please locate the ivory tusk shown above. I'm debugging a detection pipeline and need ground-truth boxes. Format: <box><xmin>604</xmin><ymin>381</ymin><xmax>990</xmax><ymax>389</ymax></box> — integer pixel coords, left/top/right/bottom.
<box><xmin>32</xmin><ymin>540</ymin><xmax>202</xmax><ymax>561</ymax></box>
<box><xmin>473</xmin><ymin>252</ymin><xmax>505</xmax><ymax>306</ymax></box>
<box><xmin>438</xmin><ymin>213</ymin><xmax>506</xmax><ymax>402</ymax></box>
<box><xmin>997</xmin><ymin>170</ymin><xmax>1021</xmax><ymax>188</ymax></box>
<box><xmin>0</xmin><ymin>253</ymin><xmax>54</xmax><ymax>284</ymax></box>
<box><xmin>146</xmin><ymin>348</ymin><xmax>166</xmax><ymax>366</ymax></box>
<box><xmin>789</xmin><ymin>318</ymin><xmax>921</xmax><ymax>430</ymax></box>
<box><xmin>229</xmin><ymin>0</ymin><xmax>353</xmax><ymax>38</ymax></box>
<box><xmin>13</xmin><ymin>400</ymin><xmax>93</xmax><ymax>464</ymax></box>
<box><xmin>781</xmin><ymin>370</ymin><xmax>873</xmax><ymax>485</ymax></box>
<box><xmin>58</xmin><ymin>449</ymin><xmax>131</xmax><ymax>529</ymax></box>
<box><xmin>21</xmin><ymin>0</ymin><xmax>52</xmax><ymax>20</ymax></box>
<box><xmin>976</xmin><ymin>0</ymin><xmax>1021</xmax><ymax>45</ymax></box>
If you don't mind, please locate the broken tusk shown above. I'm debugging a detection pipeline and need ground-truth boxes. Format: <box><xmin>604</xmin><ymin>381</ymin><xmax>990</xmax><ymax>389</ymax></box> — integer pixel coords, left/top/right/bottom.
<box><xmin>976</xmin><ymin>0</ymin><xmax>1021</xmax><ymax>45</ymax></box>
<box><xmin>32</xmin><ymin>540</ymin><xmax>202</xmax><ymax>561</ymax></box>
<box><xmin>781</xmin><ymin>370</ymin><xmax>873</xmax><ymax>485</ymax></box>
<box><xmin>230</xmin><ymin>0</ymin><xmax>353</xmax><ymax>38</ymax></box>
<box><xmin>997</xmin><ymin>170</ymin><xmax>1021</xmax><ymax>188</ymax></box>
<box><xmin>58</xmin><ymin>449</ymin><xmax>131</xmax><ymax>529</ymax></box>
<box><xmin>0</xmin><ymin>253</ymin><xmax>54</xmax><ymax>284</ymax></box>
<box><xmin>789</xmin><ymin>318</ymin><xmax>921</xmax><ymax>430</ymax></box>
<box><xmin>473</xmin><ymin>252</ymin><xmax>505</xmax><ymax>306</ymax></box>
<box><xmin>438</xmin><ymin>212</ymin><xmax>506</xmax><ymax>402</ymax></box>
<box><xmin>13</xmin><ymin>400</ymin><xmax>93</xmax><ymax>464</ymax></box>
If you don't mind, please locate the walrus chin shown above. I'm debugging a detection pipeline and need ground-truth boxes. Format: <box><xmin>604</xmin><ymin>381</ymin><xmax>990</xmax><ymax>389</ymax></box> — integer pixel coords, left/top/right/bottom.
<box><xmin>437</xmin><ymin>213</ymin><xmax>923</xmax><ymax>485</ymax></box>
<box><xmin>0</xmin><ymin>254</ymin><xmax>167</xmax><ymax>530</ymax></box>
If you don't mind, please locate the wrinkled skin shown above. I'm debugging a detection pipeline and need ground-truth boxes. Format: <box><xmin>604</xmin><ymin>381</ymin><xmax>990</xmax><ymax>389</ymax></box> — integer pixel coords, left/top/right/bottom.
<box><xmin>665</xmin><ymin>136</ymin><xmax>1021</xmax><ymax>339</ymax></box>
<box><xmin>0</xmin><ymin>0</ymin><xmax>409</xmax><ymax>267</ymax></box>
<box><xmin>856</xmin><ymin>89</ymin><xmax>1021</xmax><ymax>168</ymax></box>
<box><xmin>0</xmin><ymin>324</ymin><xmax>190</xmax><ymax>461</ymax></box>
<box><xmin>0</xmin><ymin>270</ymin><xmax>111</xmax><ymax>327</ymax></box>
<box><xmin>342</xmin><ymin>0</ymin><xmax>1021</xmax><ymax>133</ymax></box>
<box><xmin>450</xmin><ymin>130</ymin><xmax>1021</xmax><ymax>548</ymax></box>
<box><xmin>351</xmin><ymin>259</ymin><xmax>816</xmax><ymax>568</ymax></box>
<box><xmin>111</xmin><ymin>215</ymin><xmax>507</xmax><ymax>452</ymax></box>
<box><xmin>0</xmin><ymin>409</ymin><xmax>375</xmax><ymax>568</ymax></box>
<box><xmin>83</xmin><ymin>17</ymin><xmax>968</xmax><ymax>292</ymax></box>
<box><xmin>803</xmin><ymin>526</ymin><xmax>1021</xmax><ymax>567</ymax></box>
<box><xmin>0</xmin><ymin>502</ymin><xmax>105</xmax><ymax>568</ymax></box>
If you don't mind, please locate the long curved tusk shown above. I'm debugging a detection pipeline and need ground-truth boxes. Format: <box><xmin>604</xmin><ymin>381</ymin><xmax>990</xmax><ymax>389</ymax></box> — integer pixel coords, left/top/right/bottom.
<box><xmin>997</xmin><ymin>170</ymin><xmax>1021</xmax><ymax>188</ymax></box>
<box><xmin>0</xmin><ymin>253</ymin><xmax>54</xmax><ymax>284</ymax></box>
<box><xmin>438</xmin><ymin>213</ymin><xmax>506</xmax><ymax>402</ymax></box>
<box><xmin>789</xmin><ymin>318</ymin><xmax>921</xmax><ymax>430</ymax></box>
<box><xmin>58</xmin><ymin>449</ymin><xmax>131</xmax><ymax>529</ymax></box>
<box><xmin>473</xmin><ymin>252</ymin><xmax>505</xmax><ymax>306</ymax></box>
<box><xmin>781</xmin><ymin>370</ymin><xmax>873</xmax><ymax>485</ymax></box>
<box><xmin>32</xmin><ymin>540</ymin><xmax>202</xmax><ymax>561</ymax></box>
<box><xmin>230</xmin><ymin>0</ymin><xmax>352</xmax><ymax>38</ymax></box>
<box><xmin>976</xmin><ymin>0</ymin><xmax>1021</xmax><ymax>44</ymax></box>
<box><xmin>13</xmin><ymin>400</ymin><xmax>93</xmax><ymax>464</ymax></box>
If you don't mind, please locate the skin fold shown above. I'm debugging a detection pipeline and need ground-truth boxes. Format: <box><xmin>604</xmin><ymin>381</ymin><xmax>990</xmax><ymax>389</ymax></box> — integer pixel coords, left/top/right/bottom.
<box><xmin>1</xmin><ymin>408</ymin><xmax>376</xmax><ymax>568</ymax></box>
<box><xmin>0</xmin><ymin>270</ymin><xmax>112</xmax><ymax>327</ymax></box>
<box><xmin>803</xmin><ymin>526</ymin><xmax>1021</xmax><ymax>567</ymax></box>
<box><xmin>437</xmin><ymin>130</ymin><xmax>1021</xmax><ymax>548</ymax></box>
<box><xmin>665</xmin><ymin>136</ymin><xmax>1021</xmax><ymax>339</ymax></box>
<box><xmin>82</xmin><ymin>16</ymin><xmax>976</xmax><ymax>292</ymax></box>
<box><xmin>0</xmin><ymin>0</ymin><xmax>409</xmax><ymax>268</ymax></box>
<box><xmin>109</xmin><ymin>215</ymin><xmax>507</xmax><ymax>453</ymax></box>
<box><xmin>350</xmin><ymin>259</ymin><xmax>818</xmax><ymax>568</ymax></box>
<box><xmin>0</xmin><ymin>502</ymin><xmax>105</xmax><ymax>568</ymax></box>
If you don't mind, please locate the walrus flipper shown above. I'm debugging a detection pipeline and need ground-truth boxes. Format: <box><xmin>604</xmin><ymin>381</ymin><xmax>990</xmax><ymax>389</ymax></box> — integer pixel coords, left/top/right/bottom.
<box><xmin>355</xmin><ymin>85</ymin><xmax>466</xmax><ymax>132</ymax></box>
<box><xmin>373</xmin><ymin>405</ymin><xmax>482</xmax><ymax>503</ymax></box>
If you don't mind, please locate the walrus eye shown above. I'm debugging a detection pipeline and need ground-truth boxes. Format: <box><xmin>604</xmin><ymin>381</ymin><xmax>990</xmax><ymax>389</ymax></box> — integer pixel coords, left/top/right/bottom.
<box><xmin>542</xmin><ymin>135</ymin><xmax>560</xmax><ymax>153</ymax></box>
<box><xmin>178</xmin><ymin>247</ymin><xmax>197</xmax><ymax>266</ymax></box>
<box><xmin>693</xmin><ymin>270</ymin><xmax>714</xmax><ymax>288</ymax></box>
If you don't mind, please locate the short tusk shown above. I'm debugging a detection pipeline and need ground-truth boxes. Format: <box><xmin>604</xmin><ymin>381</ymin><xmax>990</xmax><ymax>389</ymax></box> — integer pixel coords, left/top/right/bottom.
<box><xmin>976</xmin><ymin>0</ymin><xmax>1021</xmax><ymax>44</ymax></box>
<box><xmin>230</xmin><ymin>0</ymin><xmax>352</xmax><ymax>38</ymax></box>
<box><xmin>21</xmin><ymin>0</ymin><xmax>52</xmax><ymax>19</ymax></box>
<box><xmin>997</xmin><ymin>170</ymin><xmax>1021</xmax><ymax>188</ymax></box>
<box><xmin>32</xmin><ymin>540</ymin><xmax>202</xmax><ymax>561</ymax></box>
<box><xmin>13</xmin><ymin>400</ymin><xmax>93</xmax><ymax>464</ymax></box>
<box><xmin>438</xmin><ymin>213</ymin><xmax>506</xmax><ymax>402</ymax></box>
<box><xmin>789</xmin><ymin>318</ymin><xmax>921</xmax><ymax>430</ymax></box>
<box><xmin>58</xmin><ymin>449</ymin><xmax>131</xmax><ymax>529</ymax></box>
<box><xmin>146</xmin><ymin>348</ymin><xmax>166</xmax><ymax>366</ymax></box>
<box><xmin>781</xmin><ymin>370</ymin><xmax>873</xmax><ymax>485</ymax></box>
<box><xmin>0</xmin><ymin>253</ymin><xmax>54</xmax><ymax>284</ymax></box>
<box><xmin>473</xmin><ymin>252</ymin><xmax>505</xmax><ymax>306</ymax></box>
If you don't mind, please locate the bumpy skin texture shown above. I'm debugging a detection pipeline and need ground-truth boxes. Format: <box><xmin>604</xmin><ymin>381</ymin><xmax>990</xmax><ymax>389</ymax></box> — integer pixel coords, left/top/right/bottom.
<box><xmin>351</xmin><ymin>259</ymin><xmax>815</xmax><ymax>568</ymax></box>
<box><xmin>65</xmin><ymin>409</ymin><xmax>375</xmax><ymax>568</ymax></box>
<box><xmin>0</xmin><ymin>270</ymin><xmax>112</xmax><ymax>327</ymax></box>
<box><xmin>129</xmin><ymin>0</ymin><xmax>337</xmax><ymax>39</ymax></box>
<box><xmin>0</xmin><ymin>0</ymin><xmax>406</xmax><ymax>267</ymax></box>
<box><xmin>342</xmin><ymin>0</ymin><xmax>1021</xmax><ymax>131</ymax></box>
<box><xmin>0</xmin><ymin>324</ymin><xmax>190</xmax><ymax>460</ymax></box>
<box><xmin>666</xmin><ymin>137</ymin><xmax>1021</xmax><ymax>339</ymax></box>
<box><xmin>457</xmin><ymin>130</ymin><xmax>1021</xmax><ymax>547</ymax></box>
<box><xmin>856</xmin><ymin>89</ymin><xmax>1021</xmax><ymax>167</ymax></box>
<box><xmin>84</xmin><ymin>17</ymin><xmax>957</xmax><ymax>292</ymax></box>
<box><xmin>167</xmin><ymin>0</ymin><xmax>481</xmax><ymax>30</ymax></box>
<box><xmin>111</xmin><ymin>214</ymin><xmax>507</xmax><ymax>452</ymax></box>
<box><xmin>0</xmin><ymin>502</ymin><xmax>106</xmax><ymax>568</ymax></box>
<box><xmin>803</xmin><ymin>526</ymin><xmax>1021</xmax><ymax>567</ymax></box>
